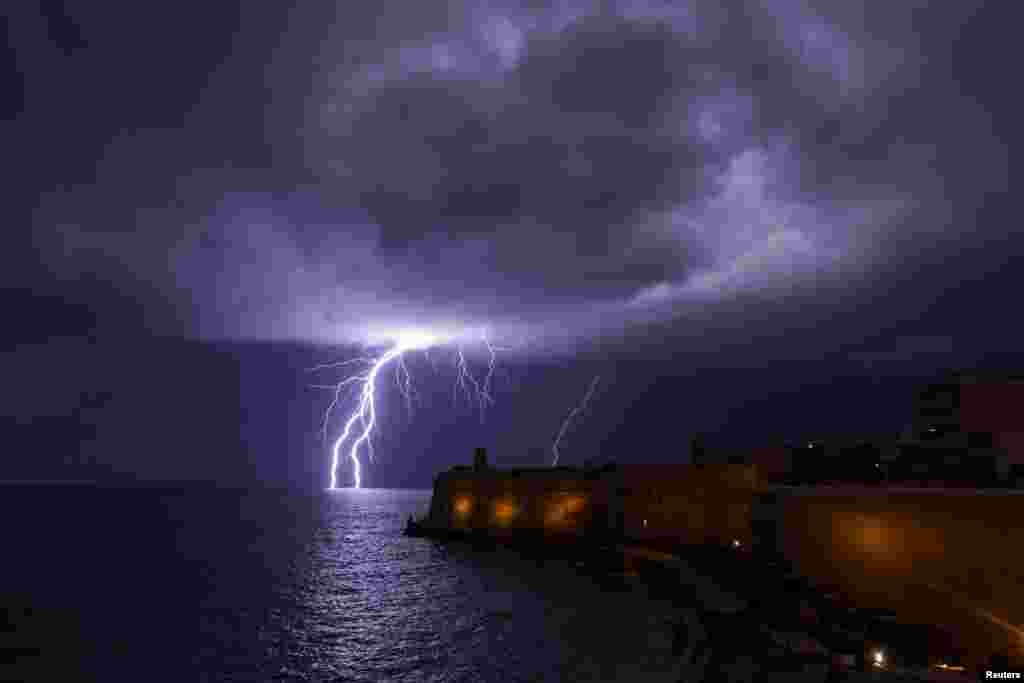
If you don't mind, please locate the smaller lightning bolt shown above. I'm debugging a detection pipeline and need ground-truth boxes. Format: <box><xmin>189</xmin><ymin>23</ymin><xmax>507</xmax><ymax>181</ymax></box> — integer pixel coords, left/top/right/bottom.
<box><xmin>551</xmin><ymin>376</ymin><xmax>601</xmax><ymax>466</ymax></box>
<box><xmin>394</xmin><ymin>352</ymin><xmax>416</xmax><ymax>416</ymax></box>
<box><xmin>481</xmin><ymin>333</ymin><xmax>498</xmax><ymax>407</ymax></box>
<box><xmin>453</xmin><ymin>331</ymin><xmax>501</xmax><ymax>420</ymax></box>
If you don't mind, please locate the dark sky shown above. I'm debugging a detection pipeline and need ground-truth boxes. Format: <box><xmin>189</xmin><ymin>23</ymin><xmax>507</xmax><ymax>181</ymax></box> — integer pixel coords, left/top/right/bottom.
<box><xmin>3</xmin><ymin>1</ymin><xmax>1019</xmax><ymax>488</ymax></box>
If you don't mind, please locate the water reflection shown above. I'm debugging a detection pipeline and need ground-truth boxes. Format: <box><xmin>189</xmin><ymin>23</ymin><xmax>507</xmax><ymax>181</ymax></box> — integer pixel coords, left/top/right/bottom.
<box><xmin>3</xmin><ymin>486</ymin><xmax>682</xmax><ymax>682</ymax></box>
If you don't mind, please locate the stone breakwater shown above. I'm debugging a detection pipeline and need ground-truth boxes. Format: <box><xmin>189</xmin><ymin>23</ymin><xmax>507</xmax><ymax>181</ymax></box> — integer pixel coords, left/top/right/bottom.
<box><xmin>413</xmin><ymin>455</ymin><xmax>1024</xmax><ymax>671</ymax></box>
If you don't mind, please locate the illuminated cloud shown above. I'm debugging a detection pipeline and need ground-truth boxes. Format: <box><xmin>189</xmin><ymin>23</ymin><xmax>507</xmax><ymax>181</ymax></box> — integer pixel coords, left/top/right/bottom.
<box><xmin>29</xmin><ymin>1</ymin><xmax>1000</xmax><ymax>356</ymax></box>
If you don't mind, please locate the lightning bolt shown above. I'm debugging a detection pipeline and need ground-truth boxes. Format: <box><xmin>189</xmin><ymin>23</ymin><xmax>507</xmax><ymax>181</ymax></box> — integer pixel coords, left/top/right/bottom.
<box><xmin>454</xmin><ymin>332</ymin><xmax>499</xmax><ymax>420</ymax></box>
<box><xmin>312</xmin><ymin>329</ymin><xmax>501</xmax><ymax>489</ymax></box>
<box><xmin>481</xmin><ymin>334</ymin><xmax>499</xmax><ymax>408</ymax></box>
<box><xmin>325</xmin><ymin>343</ymin><xmax>408</xmax><ymax>490</ymax></box>
<box><xmin>551</xmin><ymin>376</ymin><xmax>601</xmax><ymax>466</ymax></box>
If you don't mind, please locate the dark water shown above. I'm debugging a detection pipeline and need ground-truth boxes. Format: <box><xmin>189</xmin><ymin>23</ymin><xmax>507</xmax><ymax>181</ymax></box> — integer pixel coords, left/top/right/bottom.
<box><xmin>1</xmin><ymin>487</ymin><xmax>681</xmax><ymax>682</ymax></box>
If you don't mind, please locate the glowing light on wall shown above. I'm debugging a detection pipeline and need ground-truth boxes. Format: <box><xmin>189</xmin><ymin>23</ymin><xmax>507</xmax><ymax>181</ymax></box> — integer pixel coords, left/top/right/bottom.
<box><xmin>545</xmin><ymin>495</ymin><xmax>586</xmax><ymax>526</ymax></box>
<box><xmin>453</xmin><ymin>496</ymin><xmax>473</xmax><ymax>517</ymax></box>
<box><xmin>493</xmin><ymin>499</ymin><xmax>518</xmax><ymax>524</ymax></box>
<box><xmin>546</xmin><ymin>505</ymin><xmax>566</xmax><ymax>525</ymax></box>
<box><xmin>563</xmin><ymin>496</ymin><xmax>584</xmax><ymax>514</ymax></box>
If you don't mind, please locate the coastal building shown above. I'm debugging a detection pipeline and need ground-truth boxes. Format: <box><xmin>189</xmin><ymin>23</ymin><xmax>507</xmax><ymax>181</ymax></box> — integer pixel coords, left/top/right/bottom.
<box><xmin>424</xmin><ymin>448</ymin><xmax>759</xmax><ymax>547</ymax></box>
<box><xmin>886</xmin><ymin>370</ymin><xmax>1024</xmax><ymax>486</ymax></box>
<box><xmin>426</xmin><ymin>448</ymin><xmax>605</xmax><ymax>537</ymax></box>
<box><xmin>608</xmin><ymin>463</ymin><xmax>759</xmax><ymax>547</ymax></box>
<box><xmin>735</xmin><ymin>370</ymin><xmax>1024</xmax><ymax>488</ymax></box>
<box><xmin>413</xmin><ymin>371</ymin><xmax>1024</xmax><ymax>668</ymax></box>
<box><xmin>781</xmin><ymin>433</ymin><xmax>896</xmax><ymax>485</ymax></box>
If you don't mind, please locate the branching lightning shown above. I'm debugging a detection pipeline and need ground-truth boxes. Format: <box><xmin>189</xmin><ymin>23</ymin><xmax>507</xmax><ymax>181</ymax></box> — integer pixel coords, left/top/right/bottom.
<box><xmin>311</xmin><ymin>328</ymin><xmax>502</xmax><ymax>489</ymax></box>
<box><xmin>551</xmin><ymin>376</ymin><xmax>601</xmax><ymax>466</ymax></box>
<box><xmin>455</xmin><ymin>333</ymin><xmax>498</xmax><ymax>419</ymax></box>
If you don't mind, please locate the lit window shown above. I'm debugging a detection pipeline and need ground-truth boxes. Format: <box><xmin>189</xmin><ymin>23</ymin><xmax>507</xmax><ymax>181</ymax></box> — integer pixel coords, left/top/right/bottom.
<box><xmin>494</xmin><ymin>500</ymin><xmax>517</xmax><ymax>522</ymax></box>
<box><xmin>546</xmin><ymin>499</ymin><xmax>566</xmax><ymax>524</ymax></box>
<box><xmin>642</xmin><ymin>518</ymin><xmax>648</xmax><ymax>528</ymax></box>
<box><xmin>453</xmin><ymin>497</ymin><xmax>472</xmax><ymax>517</ymax></box>
<box><xmin>871</xmin><ymin>650</ymin><xmax>885</xmax><ymax>668</ymax></box>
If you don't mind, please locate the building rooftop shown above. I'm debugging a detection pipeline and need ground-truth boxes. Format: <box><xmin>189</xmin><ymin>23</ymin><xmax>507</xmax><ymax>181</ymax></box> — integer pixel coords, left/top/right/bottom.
<box><xmin>942</xmin><ymin>369</ymin><xmax>1024</xmax><ymax>384</ymax></box>
<box><xmin>441</xmin><ymin>463</ymin><xmax>603</xmax><ymax>480</ymax></box>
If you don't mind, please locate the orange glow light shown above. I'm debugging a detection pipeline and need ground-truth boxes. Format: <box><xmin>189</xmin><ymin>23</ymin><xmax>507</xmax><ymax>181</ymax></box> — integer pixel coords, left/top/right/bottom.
<box><xmin>453</xmin><ymin>497</ymin><xmax>472</xmax><ymax>516</ymax></box>
<box><xmin>546</xmin><ymin>505</ymin><xmax>565</xmax><ymax>524</ymax></box>
<box><xmin>494</xmin><ymin>500</ymin><xmax>517</xmax><ymax>522</ymax></box>
<box><xmin>545</xmin><ymin>495</ymin><xmax>585</xmax><ymax>526</ymax></box>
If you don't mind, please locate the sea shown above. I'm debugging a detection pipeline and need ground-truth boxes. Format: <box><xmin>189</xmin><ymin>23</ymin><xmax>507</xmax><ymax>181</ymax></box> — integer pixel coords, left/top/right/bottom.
<box><xmin>1</xmin><ymin>486</ymin><xmax>684</xmax><ymax>682</ymax></box>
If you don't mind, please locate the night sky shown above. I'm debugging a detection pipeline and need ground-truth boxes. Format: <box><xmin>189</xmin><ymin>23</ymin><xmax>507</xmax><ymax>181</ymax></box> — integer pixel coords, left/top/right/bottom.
<box><xmin>3</xmin><ymin>1</ymin><xmax>1019</xmax><ymax>489</ymax></box>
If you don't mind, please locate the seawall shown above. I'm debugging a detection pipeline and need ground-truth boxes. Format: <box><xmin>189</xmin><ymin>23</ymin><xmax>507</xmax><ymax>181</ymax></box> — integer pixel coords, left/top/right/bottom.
<box><xmin>759</xmin><ymin>485</ymin><xmax>1024</xmax><ymax>669</ymax></box>
<box><xmin>411</xmin><ymin>462</ymin><xmax>1024</xmax><ymax>667</ymax></box>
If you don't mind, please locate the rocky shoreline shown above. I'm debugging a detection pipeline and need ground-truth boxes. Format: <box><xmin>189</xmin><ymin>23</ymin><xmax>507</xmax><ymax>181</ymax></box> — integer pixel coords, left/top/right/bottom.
<box><xmin>628</xmin><ymin>544</ymin><xmax>978</xmax><ymax>682</ymax></box>
<box><xmin>407</xmin><ymin>520</ymin><xmax>982</xmax><ymax>681</ymax></box>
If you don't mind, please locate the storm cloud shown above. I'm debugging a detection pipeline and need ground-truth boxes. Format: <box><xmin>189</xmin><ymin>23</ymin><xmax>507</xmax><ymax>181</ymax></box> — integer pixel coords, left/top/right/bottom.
<box><xmin>23</xmin><ymin>0</ymin><xmax>1005</xmax><ymax>355</ymax></box>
